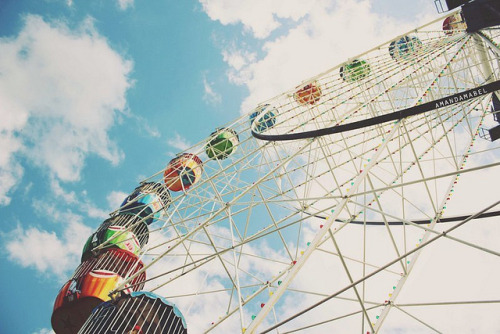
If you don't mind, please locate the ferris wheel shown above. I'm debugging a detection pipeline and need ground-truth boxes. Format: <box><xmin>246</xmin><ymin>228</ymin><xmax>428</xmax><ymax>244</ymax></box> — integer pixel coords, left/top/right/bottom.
<box><xmin>51</xmin><ymin>5</ymin><xmax>500</xmax><ymax>334</ymax></box>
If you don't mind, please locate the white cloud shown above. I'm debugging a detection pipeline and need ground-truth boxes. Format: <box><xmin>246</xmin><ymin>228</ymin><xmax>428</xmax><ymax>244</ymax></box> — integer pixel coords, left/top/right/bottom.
<box><xmin>49</xmin><ymin>177</ymin><xmax>78</xmax><ymax>204</ymax></box>
<box><xmin>167</xmin><ymin>132</ymin><xmax>192</xmax><ymax>151</ymax></box>
<box><xmin>203</xmin><ymin>75</ymin><xmax>222</xmax><ymax>105</ymax></box>
<box><xmin>5</xmin><ymin>220</ymin><xmax>92</xmax><ymax>278</ymax></box>
<box><xmin>0</xmin><ymin>15</ymin><xmax>132</xmax><ymax>204</ymax></box>
<box><xmin>128</xmin><ymin>113</ymin><xmax>161</xmax><ymax>138</ymax></box>
<box><xmin>82</xmin><ymin>202</ymin><xmax>109</xmax><ymax>219</ymax></box>
<box><xmin>222</xmin><ymin>47</ymin><xmax>257</xmax><ymax>86</ymax></box>
<box><xmin>199</xmin><ymin>0</ymin><xmax>320</xmax><ymax>39</ymax></box>
<box><xmin>49</xmin><ymin>178</ymin><xmax>109</xmax><ymax>219</ymax></box>
<box><xmin>222</xmin><ymin>47</ymin><xmax>256</xmax><ymax>71</ymax></box>
<box><xmin>118</xmin><ymin>0</ymin><xmax>134</xmax><ymax>10</ymax></box>
<box><xmin>6</xmin><ymin>199</ymin><xmax>94</xmax><ymax>278</ymax></box>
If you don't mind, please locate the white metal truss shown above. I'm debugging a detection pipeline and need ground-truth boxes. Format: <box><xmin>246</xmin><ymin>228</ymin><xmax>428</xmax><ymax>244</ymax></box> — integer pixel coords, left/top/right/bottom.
<box><xmin>101</xmin><ymin>11</ymin><xmax>500</xmax><ymax>334</ymax></box>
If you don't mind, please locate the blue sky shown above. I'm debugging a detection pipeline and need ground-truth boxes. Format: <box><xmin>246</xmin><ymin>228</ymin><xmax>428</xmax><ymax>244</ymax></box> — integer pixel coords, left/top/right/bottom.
<box><xmin>0</xmin><ymin>0</ymin><xmax>444</xmax><ymax>333</ymax></box>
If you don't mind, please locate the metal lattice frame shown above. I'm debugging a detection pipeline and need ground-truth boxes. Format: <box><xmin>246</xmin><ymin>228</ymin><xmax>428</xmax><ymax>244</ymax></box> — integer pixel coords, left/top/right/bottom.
<box><xmin>95</xmin><ymin>12</ymin><xmax>500</xmax><ymax>334</ymax></box>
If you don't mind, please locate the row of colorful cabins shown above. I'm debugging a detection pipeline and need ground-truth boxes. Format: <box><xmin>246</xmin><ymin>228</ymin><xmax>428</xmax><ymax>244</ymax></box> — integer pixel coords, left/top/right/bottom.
<box><xmin>51</xmin><ymin>182</ymin><xmax>187</xmax><ymax>333</ymax></box>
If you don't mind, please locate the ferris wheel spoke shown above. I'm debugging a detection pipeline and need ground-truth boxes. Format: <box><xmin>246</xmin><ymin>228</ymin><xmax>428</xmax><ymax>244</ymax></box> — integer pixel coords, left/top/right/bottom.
<box><xmin>365</xmin><ymin>174</ymin><xmax>408</xmax><ymax>274</ymax></box>
<box><xmin>254</xmin><ymin>186</ymin><xmax>294</xmax><ymax>261</ymax></box>
<box><xmin>279</xmin><ymin>304</ymin><xmax>384</xmax><ymax>334</ymax></box>
<box><xmin>401</xmin><ymin>121</ymin><xmax>439</xmax><ymax>212</ymax></box>
<box><xmin>315</xmin><ymin>246</ymin><xmax>403</xmax><ymax>277</ymax></box>
<box><xmin>397</xmin><ymin>299</ymin><xmax>500</xmax><ymax>307</ymax></box>
<box><xmin>327</xmin><ymin>229</ymin><xmax>375</xmax><ymax>333</ymax></box>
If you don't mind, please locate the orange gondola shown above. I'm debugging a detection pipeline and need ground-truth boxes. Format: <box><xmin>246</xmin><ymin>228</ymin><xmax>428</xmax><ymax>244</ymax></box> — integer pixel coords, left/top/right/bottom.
<box><xmin>294</xmin><ymin>82</ymin><xmax>322</xmax><ymax>105</ymax></box>
<box><xmin>163</xmin><ymin>153</ymin><xmax>203</xmax><ymax>192</ymax></box>
<box><xmin>51</xmin><ymin>248</ymin><xmax>145</xmax><ymax>334</ymax></box>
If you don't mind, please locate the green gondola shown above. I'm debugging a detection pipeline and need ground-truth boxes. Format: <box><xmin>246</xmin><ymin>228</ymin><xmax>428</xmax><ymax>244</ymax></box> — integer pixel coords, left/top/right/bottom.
<box><xmin>206</xmin><ymin>128</ymin><xmax>239</xmax><ymax>160</ymax></box>
<box><xmin>81</xmin><ymin>214</ymin><xmax>149</xmax><ymax>261</ymax></box>
<box><xmin>339</xmin><ymin>59</ymin><xmax>371</xmax><ymax>82</ymax></box>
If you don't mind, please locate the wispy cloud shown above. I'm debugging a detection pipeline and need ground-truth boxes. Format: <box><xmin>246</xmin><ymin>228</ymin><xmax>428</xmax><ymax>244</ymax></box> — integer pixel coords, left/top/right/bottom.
<box><xmin>167</xmin><ymin>132</ymin><xmax>192</xmax><ymax>151</ymax></box>
<box><xmin>49</xmin><ymin>178</ymin><xmax>78</xmax><ymax>204</ymax></box>
<box><xmin>202</xmin><ymin>74</ymin><xmax>222</xmax><ymax>105</ymax></box>
<box><xmin>49</xmin><ymin>178</ymin><xmax>109</xmax><ymax>219</ymax></box>
<box><xmin>127</xmin><ymin>112</ymin><xmax>162</xmax><ymax>138</ymax></box>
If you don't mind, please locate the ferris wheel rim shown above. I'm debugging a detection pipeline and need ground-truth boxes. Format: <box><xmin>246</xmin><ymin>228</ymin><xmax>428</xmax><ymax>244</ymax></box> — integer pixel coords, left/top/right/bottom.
<box><xmin>251</xmin><ymin>79</ymin><xmax>500</xmax><ymax>142</ymax></box>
